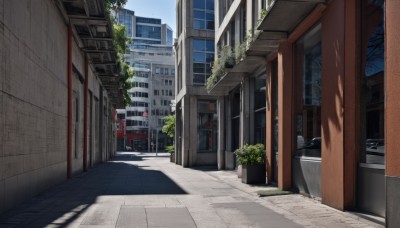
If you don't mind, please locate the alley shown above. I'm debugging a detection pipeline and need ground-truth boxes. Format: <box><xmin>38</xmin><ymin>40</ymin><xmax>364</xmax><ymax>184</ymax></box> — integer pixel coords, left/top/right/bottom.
<box><xmin>0</xmin><ymin>152</ymin><xmax>381</xmax><ymax>228</ymax></box>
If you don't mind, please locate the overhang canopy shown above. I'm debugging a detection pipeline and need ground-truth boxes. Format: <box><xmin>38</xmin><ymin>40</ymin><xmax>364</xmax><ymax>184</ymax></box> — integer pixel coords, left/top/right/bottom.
<box><xmin>207</xmin><ymin>56</ymin><xmax>265</xmax><ymax>95</ymax></box>
<box><xmin>258</xmin><ymin>0</ymin><xmax>326</xmax><ymax>33</ymax></box>
<box><xmin>59</xmin><ymin>0</ymin><xmax>124</xmax><ymax>108</ymax></box>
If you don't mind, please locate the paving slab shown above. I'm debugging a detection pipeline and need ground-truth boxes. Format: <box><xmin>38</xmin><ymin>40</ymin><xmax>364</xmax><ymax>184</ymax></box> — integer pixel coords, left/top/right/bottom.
<box><xmin>116</xmin><ymin>206</ymin><xmax>147</xmax><ymax>227</ymax></box>
<box><xmin>146</xmin><ymin>207</ymin><xmax>196</xmax><ymax>228</ymax></box>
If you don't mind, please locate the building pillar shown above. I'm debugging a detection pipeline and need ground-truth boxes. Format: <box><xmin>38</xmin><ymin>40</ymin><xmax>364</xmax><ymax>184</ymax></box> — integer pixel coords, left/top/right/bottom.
<box><xmin>189</xmin><ymin>96</ymin><xmax>197</xmax><ymax>166</ymax></box>
<box><xmin>240</xmin><ymin>76</ymin><xmax>250</xmax><ymax>147</ymax></box>
<box><xmin>218</xmin><ymin>96</ymin><xmax>225</xmax><ymax>170</ymax></box>
<box><xmin>277</xmin><ymin>41</ymin><xmax>293</xmax><ymax>190</ymax></box>
<box><xmin>320</xmin><ymin>0</ymin><xmax>357</xmax><ymax>211</ymax></box>
<box><xmin>265</xmin><ymin>61</ymin><xmax>273</xmax><ymax>183</ymax></box>
<box><xmin>182</xmin><ymin>96</ymin><xmax>190</xmax><ymax>167</ymax></box>
<box><xmin>385</xmin><ymin>1</ymin><xmax>400</xmax><ymax>226</ymax></box>
<box><xmin>225</xmin><ymin>94</ymin><xmax>234</xmax><ymax>169</ymax></box>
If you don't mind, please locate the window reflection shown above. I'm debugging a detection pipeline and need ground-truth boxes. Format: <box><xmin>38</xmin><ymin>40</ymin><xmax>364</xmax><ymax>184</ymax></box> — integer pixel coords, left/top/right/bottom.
<box><xmin>295</xmin><ymin>24</ymin><xmax>322</xmax><ymax>158</ymax></box>
<box><xmin>192</xmin><ymin>39</ymin><xmax>215</xmax><ymax>84</ymax></box>
<box><xmin>361</xmin><ymin>0</ymin><xmax>385</xmax><ymax>165</ymax></box>
<box><xmin>193</xmin><ymin>0</ymin><xmax>214</xmax><ymax>30</ymax></box>
<box><xmin>197</xmin><ymin>100</ymin><xmax>218</xmax><ymax>152</ymax></box>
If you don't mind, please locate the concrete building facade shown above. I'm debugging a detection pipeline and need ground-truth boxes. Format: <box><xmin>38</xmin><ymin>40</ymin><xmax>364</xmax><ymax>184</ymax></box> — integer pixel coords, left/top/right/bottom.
<box><xmin>115</xmin><ymin>9</ymin><xmax>175</xmax><ymax>152</ymax></box>
<box><xmin>207</xmin><ymin>0</ymin><xmax>400</xmax><ymax>226</ymax></box>
<box><xmin>174</xmin><ymin>0</ymin><xmax>218</xmax><ymax>167</ymax></box>
<box><xmin>0</xmin><ymin>0</ymin><xmax>123</xmax><ymax>214</ymax></box>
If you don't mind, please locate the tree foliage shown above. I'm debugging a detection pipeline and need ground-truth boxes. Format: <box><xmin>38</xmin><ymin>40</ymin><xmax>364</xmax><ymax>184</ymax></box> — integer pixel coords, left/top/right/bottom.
<box><xmin>162</xmin><ymin>115</ymin><xmax>175</xmax><ymax>139</ymax></box>
<box><xmin>104</xmin><ymin>0</ymin><xmax>133</xmax><ymax>106</ymax></box>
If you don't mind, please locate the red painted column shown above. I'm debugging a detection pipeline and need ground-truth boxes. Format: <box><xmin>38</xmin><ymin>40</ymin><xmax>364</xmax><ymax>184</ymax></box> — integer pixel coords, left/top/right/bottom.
<box><xmin>67</xmin><ymin>25</ymin><xmax>72</xmax><ymax>178</ymax></box>
<box><xmin>265</xmin><ymin>60</ymin><xmax>273</xmax><ymax>183</ymax></box>
<box><xmin>277</xmin><ymin>41</ymin><xmax>293</xmax><ymax>190</ymax></box>
<box><xmin>83</xmin><ymin>56</ymin><xmax>88</xmax><ymax>172</ymax></box>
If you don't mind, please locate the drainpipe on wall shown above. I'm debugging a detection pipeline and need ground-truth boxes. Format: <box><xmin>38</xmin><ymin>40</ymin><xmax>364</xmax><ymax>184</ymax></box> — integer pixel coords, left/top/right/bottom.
<box><xmin>67</xmin><ymin>25</ymin><xmax>72</xmax><ymax>178</ymax></box>
<box><xmin>83</xmin><ymin>56</ymin><xmax>89</xmax><ymax>172</ymax></box>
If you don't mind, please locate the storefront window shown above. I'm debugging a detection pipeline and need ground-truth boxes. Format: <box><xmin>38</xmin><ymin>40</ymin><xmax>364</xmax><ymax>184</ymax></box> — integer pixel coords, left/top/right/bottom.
<box><xmin>197</xmin><ymin>100</ymin><xmax>218</xmax><ymax>152</ymax></box>
<box><xmin>295</xmin><ymin>24</ymin><xmax>322</xmax><ymax>158</ymax></box>
<box><xmin>254</xmin><ymin>74</ymin><xmax>266</xmax><ymax>145</ymax></box>
<box><xmin>361</xmin><ymin>0</ymin><xmax>385</xmax><ymax>165</ymax></box>
<box><xmin>231</xmin><ymin>88</ymin><xmax>240</xmax><ymax>151</ymax></box>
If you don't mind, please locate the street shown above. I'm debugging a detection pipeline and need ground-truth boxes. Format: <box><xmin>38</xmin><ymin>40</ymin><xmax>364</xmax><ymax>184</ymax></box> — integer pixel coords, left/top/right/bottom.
<box><xmin>0</xmin><ymin>152</ymin><xmax>381</xmax><ymax>228</ymax></box>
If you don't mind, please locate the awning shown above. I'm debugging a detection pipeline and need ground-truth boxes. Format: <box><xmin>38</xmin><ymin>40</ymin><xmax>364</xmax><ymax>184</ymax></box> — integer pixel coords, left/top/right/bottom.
<box><xmin>258</xmin><ymin>0</ymin><xmax>325</xmax><ymax>33</ymax></box>
<box><xmin>207</xmin><ymin>56</ymin><xmax>264</xmax><ymax>95</ymax></box>
<box><xmin>58</xmin><ymin>0</ymin><xmax>124</xmax><ymax>108</ymax></box>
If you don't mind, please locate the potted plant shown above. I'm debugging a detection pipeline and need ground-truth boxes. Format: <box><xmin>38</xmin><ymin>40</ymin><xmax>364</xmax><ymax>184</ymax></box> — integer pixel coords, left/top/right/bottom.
<box><xmin>234</xmin><ymin>144</ymin><xmax>266</xmax><ymax>184</ymax></box>
<box><xmin>165</xmin><ymin>145</ymin><xmax>175</xmax><ymax>163</ymax></box>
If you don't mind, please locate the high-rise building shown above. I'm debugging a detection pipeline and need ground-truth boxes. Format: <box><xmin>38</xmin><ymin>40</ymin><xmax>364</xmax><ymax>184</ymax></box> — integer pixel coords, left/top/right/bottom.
<box><xmin>115</xmin><ymin>9</ymin><xmax>175</xmax><ymax>151</ymax></box>
<box><xmin>115</xmin><ymin>9</ymin><xmax>173</xmax><ymax>46</ymax></box>
<box><xmin>174</xmin><ymin>0</ymin><xmax>217</xmax><ymax>166</ymax></box>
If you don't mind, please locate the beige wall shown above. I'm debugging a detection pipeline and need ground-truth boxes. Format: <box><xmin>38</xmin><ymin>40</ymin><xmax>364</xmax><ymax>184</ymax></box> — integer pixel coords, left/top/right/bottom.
<box><xmin>0</xmin><ymin>0</ymin><xmax>68</xmax><ymax>213</ymax></box>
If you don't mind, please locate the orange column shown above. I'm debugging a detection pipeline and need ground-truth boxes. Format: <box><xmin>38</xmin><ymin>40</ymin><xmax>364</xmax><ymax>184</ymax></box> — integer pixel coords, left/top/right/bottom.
<box><xmin>321</xmin><ymin>0</ymin><xmax>358</xmax><ymax>210</ymax></box>
<box><xmin>67</xmin><ymin>25</ymin><xmax>72</xmax><ymax>179</ymax></box>
<box><xmin>386</xmin><ymin>0</ymin><xmax>400</xmax><ymax>178</ymax></box>
<box><xmin>83</xmin><ymin>56</ymin><xmax>88</xmax><ymax>172</ymax></box>
<box><xmin>277</xmin><ymin>41</ymin><xmax>293</xmax><ymax>190</ymax></box>
<box><xmin>265</xmin><ymin>60</ymin><xmax>273</xmax><ymax>183</ymax></box>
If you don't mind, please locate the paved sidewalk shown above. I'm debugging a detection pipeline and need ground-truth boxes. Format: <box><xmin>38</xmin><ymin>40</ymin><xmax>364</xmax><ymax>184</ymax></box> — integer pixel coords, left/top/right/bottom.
<box><xmin>0</xmin><ymin>152</ymin><xmax>382</xmax><ymax>228</ymax></box>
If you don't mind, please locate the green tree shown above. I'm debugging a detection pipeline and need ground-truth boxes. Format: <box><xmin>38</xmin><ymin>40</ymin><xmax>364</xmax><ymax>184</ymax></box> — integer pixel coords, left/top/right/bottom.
<box><xmin>162</xmin><ymin>115</ymin><xmax>175</xmax><ymax>138</ymax></box>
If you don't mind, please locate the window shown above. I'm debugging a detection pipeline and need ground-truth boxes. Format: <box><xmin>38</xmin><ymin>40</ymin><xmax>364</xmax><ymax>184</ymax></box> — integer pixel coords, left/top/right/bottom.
<box><xmin>117</xmin><ymin>113</ymin><xmax>125</xmax><ymax>120</ymax></box>
<box><xmin>133</xmin><ymin>82</ymin><xmax>149</xmax><ymax>88</ymax></box>
<box><xmin>136</xmin><ymin>25</ymin><xmax>161</xmax><ymax>40</ymax></box>
<box><xmin>254</xmin><ymin>74</ymin><xmax>266</xmax><ymax>145</ymax></box>
<box><xmin>194</xmin><ymin>0</ymin><xmax>214</xmax><ymax>30</ymax></box>
<box><xmin>169</xmin><ymin>80</ymin><xmax>173</xmax><ymax>86</ymax></box>
<box><xmin>131</xmin><ymin>101</ymin><xmax>149</xmax><ymax>107</ymax></box>
<box><xmin>153</xmin><ymin>99</ymin><xmax>156</xmax><ymax>106</ymax></box>
<box><xmin>155</xmin><ymin>67</ymin><xmax>161</xmax><ymax>74</ymax></box>
<box><xmin>160</xmin><ymin>68</ymin><xmax>164</xmax><ymax>74</ymax></box>
<box><xmin>360</xmin><ymin>0</ymin><xmax>385</xmax><ymax>165</ymax></box>
<box><xmin>130</xmin><ymin>92</ymin><xmax>149</xmax><ymax>98</ymax></box>
<box><xmin>172</xmin><ymin>69</ymin><xmax>175</xmax><ymax>75</ymax></box>
<box><xmin>197</xmin><ymin>100</ymin><xmax>218</xmax><ymax>152</ymax></box>
<box><xmin>295</xmin><ymin>24</ymin><xmax>322</xmax><ymax>158</ymax></box>
<box><xmin>162</xmin><ymin>90</ymin><xmax>165</xmax><ymax>96</ymax></box>
<box><xmin>154</xmin><ymin>90</ymin><xmax>159</xmax><ymax>96</ymax></box>
<box><xmin>165</xmin><ymin>68</ymin><xmax>169</xmax><ymax>75</ymax></box>
<box><xmin>193</xmin><ymin>39</ymin><xmax>214</xmax><ymax>84</ymax></box>
<box><xmin>169</xmin><ymin>90</ymin><xmax>173</xmax><ymax>96</ymax></box>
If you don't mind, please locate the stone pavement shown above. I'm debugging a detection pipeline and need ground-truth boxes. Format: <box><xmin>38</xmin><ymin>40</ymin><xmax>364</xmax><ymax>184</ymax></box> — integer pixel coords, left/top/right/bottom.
<box><xmin>0</xmin><ymin>152</ymin><xmax>383</xmax><ymax>228</ymax></box>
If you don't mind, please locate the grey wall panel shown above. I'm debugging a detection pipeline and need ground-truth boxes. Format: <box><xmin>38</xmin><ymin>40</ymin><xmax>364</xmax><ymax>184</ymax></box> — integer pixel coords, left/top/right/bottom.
<box><xmin>387</xmin><ymin>176</ymin><xmax>400</xmax><ymax>227</ymax></box>
<box><xmin>357</xmin><ymin>166</ymin><xmax>385</xmax><ymax>217</ymax></box>
<box><xmin>292</xmin><ymin>157</ymin><xmax>321</xmax><ymax>198</ymax></box>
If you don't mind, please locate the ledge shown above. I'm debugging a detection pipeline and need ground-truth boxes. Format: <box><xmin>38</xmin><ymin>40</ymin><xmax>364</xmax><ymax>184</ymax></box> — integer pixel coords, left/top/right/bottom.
<box><xmin>257</xmin><ymin>0</ymin><xmax>326</xmax><ymax>33</ymax></box>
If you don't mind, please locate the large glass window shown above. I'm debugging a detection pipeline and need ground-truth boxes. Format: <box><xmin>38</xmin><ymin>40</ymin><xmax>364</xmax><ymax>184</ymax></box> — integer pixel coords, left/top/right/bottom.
<box><xmin>197</xmin><ymin>100</ymin><xmax>218</xmax><ymax>152</ymax></box>
<box><xmin>136</xmin><ymin>25</ymin><xmax>161</xmax><ymax>40</ymax></box>
<box><xmin>193</xmin><ymin>39</ymin><xmax>214</xmax><ymax>84</ymax></box>
<box><xmin>254</xmin><ymin>74</ymin><xmax>266</xmax><ymax>145</ymax></box>
<box><xmin>193</xmin><ymin>0</ymin><xmax>215</xmax><ymax>30</ymax></box>
<box><xmin>295</xmin><ymin>24</ymin><xmax>322</xmax><ymax>158</ymax></box>
<box><xmin>361</xmin><ymin>0</ymin><xmax>385</xmax><ymax>165</ymax></box>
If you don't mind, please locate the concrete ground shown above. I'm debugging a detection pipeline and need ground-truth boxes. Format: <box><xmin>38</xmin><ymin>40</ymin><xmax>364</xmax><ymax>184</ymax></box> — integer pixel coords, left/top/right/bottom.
<box><xmin>0</xmin><ymin>152</ymin><xmax>383</xmax><ymax>228</ymax></box>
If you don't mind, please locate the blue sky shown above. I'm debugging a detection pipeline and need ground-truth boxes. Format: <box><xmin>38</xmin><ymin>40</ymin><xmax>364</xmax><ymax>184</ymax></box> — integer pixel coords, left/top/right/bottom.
<box><xmin>125</xmin><ymin>0</ymin><xmax>176</xmax><ymax>35</ymax></box>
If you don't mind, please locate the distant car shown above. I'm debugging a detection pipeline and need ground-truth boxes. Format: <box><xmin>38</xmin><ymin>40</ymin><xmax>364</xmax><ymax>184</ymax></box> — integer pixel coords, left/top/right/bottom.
<box><xmin>303</xmin><ymin>137</ymin><xmax>321</xmax><ymax>150</ymax></box>
<box><xmin>295</xmin><ymin>137</ymin><xmax>321</xmax><ymax>157</ymax></box>
<box><xmin>366</xmin><ymin>139</ymin><xmax>385</xmax><ymax>156</ymax></box>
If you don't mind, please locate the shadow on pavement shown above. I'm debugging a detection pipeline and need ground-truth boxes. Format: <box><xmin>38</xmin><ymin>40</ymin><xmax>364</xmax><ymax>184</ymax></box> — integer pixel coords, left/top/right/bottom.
<box><xmin>0</xmin><ymin>152</ymin><xmax>186</xmax><ymax>227</ymax></box>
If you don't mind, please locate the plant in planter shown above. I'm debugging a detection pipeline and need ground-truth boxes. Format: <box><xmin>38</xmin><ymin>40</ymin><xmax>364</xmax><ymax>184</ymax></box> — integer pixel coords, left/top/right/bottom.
<box><xmin>234</xmin><ymin>144</ymin><xmax>266</xmax><ymax>184</ymax></box>
<box><xmin>162</xmin><ymin>115</ymin><xmax>175</xmax><ymax>163</ymax></box>
<box><xmin>165</xmin><ymin>144</ymin><xmax>175</xmax><ymax>162</ymax></box>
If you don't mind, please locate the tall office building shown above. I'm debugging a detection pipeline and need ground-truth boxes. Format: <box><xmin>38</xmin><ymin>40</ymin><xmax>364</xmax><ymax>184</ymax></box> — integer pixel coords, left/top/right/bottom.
<box><xmin>115</xmin><ymin>9</ymin><xmax>175</xmax><ymax>151</ymax></box>
<box><xmin>174</xmin><ymin>0</ymin><xmax>217</xmax><ymax>166</ymax></box>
